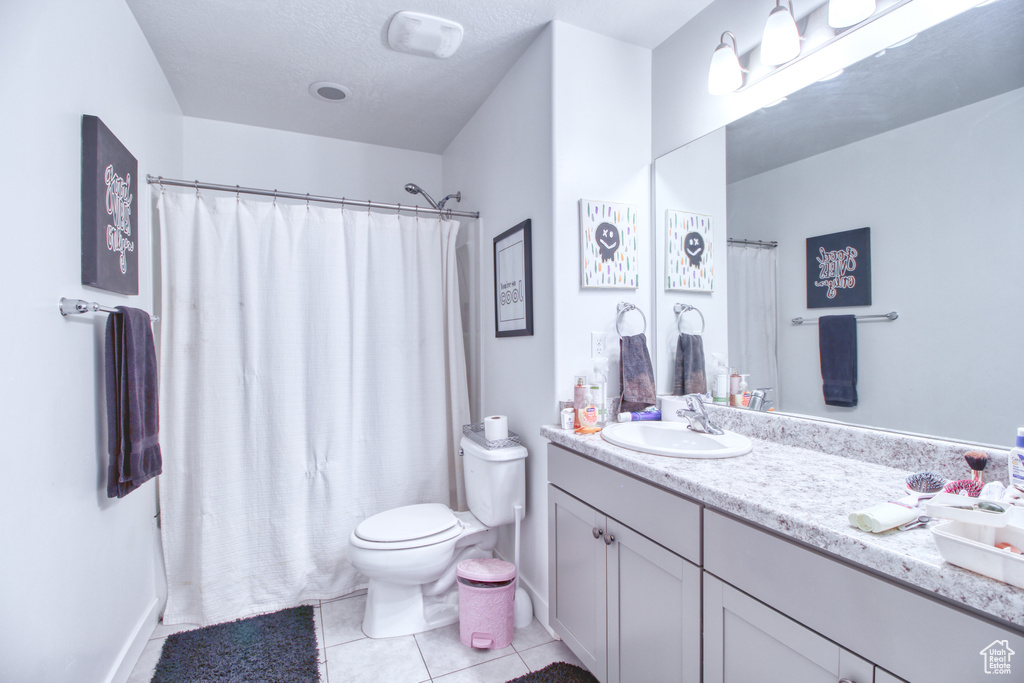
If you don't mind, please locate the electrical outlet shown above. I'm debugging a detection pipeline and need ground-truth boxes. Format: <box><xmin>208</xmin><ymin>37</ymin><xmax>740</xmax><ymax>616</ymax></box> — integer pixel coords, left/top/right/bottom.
<box><xmin>591</xmin><ymin>332</ymin><xmax>605</xmax><ymax>358</ymax></box>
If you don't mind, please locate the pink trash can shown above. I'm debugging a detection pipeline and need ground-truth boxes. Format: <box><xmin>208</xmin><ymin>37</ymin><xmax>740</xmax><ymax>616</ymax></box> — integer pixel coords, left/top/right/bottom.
<box><xmin>457</xmin><ymin>558</ymin><xmax>516</xmax><ymax>649</ymax></box>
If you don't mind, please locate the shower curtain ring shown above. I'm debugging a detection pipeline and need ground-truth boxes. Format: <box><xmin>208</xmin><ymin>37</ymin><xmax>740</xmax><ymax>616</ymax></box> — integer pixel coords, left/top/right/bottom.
<box><xmin>194</xmin><ymin>179</ymin><xmax>200</xmax><ymax>197</ymax></box>
<box><xmin>306</xmin><ymin>193</ymin><xmax>311</xmax><ymax>210</ymax></box>
<box><xmin>273</xmin><ymin>189</ymin><xmax>278</xmax><ymax>206</ymax></box>
<box><xmin>235</xmin><ymin>185</ymin><xmax>240</xmax><ymax>201</ymax></box>
<box><xmin>158</xmin><ymin>176</ymin><xmax>165</xmax><ymax>194</ymax></box>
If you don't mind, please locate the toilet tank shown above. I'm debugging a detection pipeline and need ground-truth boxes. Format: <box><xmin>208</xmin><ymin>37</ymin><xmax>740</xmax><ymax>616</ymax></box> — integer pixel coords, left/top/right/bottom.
<box><xmin>460</xmin><ymin>436</ymin><xmax>527</xmax><ymax>528</ymax></box>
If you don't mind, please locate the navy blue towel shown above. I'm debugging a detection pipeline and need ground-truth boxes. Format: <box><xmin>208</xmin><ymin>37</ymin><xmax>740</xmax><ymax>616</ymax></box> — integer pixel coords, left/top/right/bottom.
<box><xmin>819</xmin><ymin>314</ymin><xmax>857</xmax><ymax>407</ymax></box>
<box><xmin>673</xmin><ymin>333</ymin><xmax>707</xmax><ymax>396</ymax></box>
<box><xmin>105</xmin><ymin>307</ymin><xmax>162</xmax><ymax>498</ymax></box>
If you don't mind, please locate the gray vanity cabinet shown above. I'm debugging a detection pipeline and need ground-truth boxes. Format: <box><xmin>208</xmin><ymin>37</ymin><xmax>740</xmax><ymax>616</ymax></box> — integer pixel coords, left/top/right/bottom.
<box><xmin>547</xmin><ymin>445</ymin><xmax>702</xmax><ymax>683</ymax></box>
<box><xmin>703</xmin><ymin>572</ymin><xmax>873</xmax><ymax>683</ymax></box>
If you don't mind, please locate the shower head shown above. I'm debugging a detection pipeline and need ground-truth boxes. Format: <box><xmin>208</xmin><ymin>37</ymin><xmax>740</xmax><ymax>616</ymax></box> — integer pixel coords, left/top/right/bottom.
<box><xmin>404</xmin><ymin>183</ymin><xmax>439</xmax><ymax>210</ymax></box>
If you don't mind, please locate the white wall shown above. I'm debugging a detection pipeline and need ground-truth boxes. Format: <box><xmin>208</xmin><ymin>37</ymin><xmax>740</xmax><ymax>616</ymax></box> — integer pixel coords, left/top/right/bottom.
<box><xmin>0</xmin><ymin>1</ymin><xmax>183</xmax><ymax>681</ymax></box>
<box><xmin>551</xmin><ymin>22</ymin><xmax>652</xmax><ymax>407</ymax></box>
<box><xmin>652</xmin><ymin>0</ymin><xmax>985</xmax><ymax>157</ymax></box>
<box><xmin>443</xmin><ymin>25</ymin><xmax>556</xmax><ymax>622</ymax></box>
<box><xmin>728</xmin><ymin>87</ymin><xmax>1024</xmax><ymax>446</ymax></box>
<box><xmin>182</xmin><ymin>117</ymin><xmax>443</xmax><ymax>205</ymax></box>
<box><xmin>652</xmin><ymin>128</ymin><xmax>728</xmax><ymax>393</ymax></box>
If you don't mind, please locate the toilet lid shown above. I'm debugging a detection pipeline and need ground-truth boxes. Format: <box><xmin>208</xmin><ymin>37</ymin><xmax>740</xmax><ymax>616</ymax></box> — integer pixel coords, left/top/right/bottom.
<box><xmin>355</xmin><ymin>503</ymin><xmax>459</xmax><ymax>544</ymax></box>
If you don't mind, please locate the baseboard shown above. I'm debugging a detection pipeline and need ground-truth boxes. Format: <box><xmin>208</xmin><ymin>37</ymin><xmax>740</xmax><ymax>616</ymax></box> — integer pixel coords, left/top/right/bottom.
<box><xmin>494</xmin><ymin>550</ymin><xmax>552</xmax><ymax>636</ymax></box>
<box><xmin>105</xmin><ymin>596</ymin><xmax>162</xmax><ymax>683</ymax></box>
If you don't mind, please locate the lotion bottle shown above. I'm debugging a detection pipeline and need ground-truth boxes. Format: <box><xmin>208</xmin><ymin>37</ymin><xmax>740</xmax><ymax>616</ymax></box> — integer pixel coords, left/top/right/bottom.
<box><xmin>589</xmin><ymin>357</ymin><xmax>609</xmax><ymax>426</ymax></box>
<box><xmin>1010</xmin><ymin>428</ymin><xmax>1024</xmax><ymax>492</ymax></box>
<box><xmin>711</xmin><ymin>354</ymin><xmax>729</xmax><ymax>405</ymax></box>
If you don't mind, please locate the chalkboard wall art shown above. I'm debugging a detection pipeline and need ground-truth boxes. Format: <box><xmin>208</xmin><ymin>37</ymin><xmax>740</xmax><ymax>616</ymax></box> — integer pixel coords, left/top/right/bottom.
<box><xmin>580</xmin><ymin>199</ymin><xmax>638</xmax><ymax>289</ymax></box>
<box><xmin>665</xmin><ymin>209</ymin><xmax>714</xmax><ymax>292</ymax></box>
<box><xmin>806</xmin><ymin>227</ymin><xmax>871</xmax><ymax>308</ymax></box>
<box><xmin>81</xmin><ymin>115</ymin><xmax>138</xmax><ymax>294</ymax></box>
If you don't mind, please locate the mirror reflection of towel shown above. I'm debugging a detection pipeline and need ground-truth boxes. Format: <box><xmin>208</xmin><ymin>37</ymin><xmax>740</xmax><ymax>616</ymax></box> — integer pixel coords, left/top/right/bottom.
<box><xmin>673</xmin><ymin>333</ymin><xmax>707</xmax><ymax>396</ymax></box>
<box><xmin>819</xmin><ymin>314</ymin><xmax>857</xmax><ymax>407</ymax></box>
<box><xmin>619</xmin><ymin>334</ymin><xmax>657</xmax><ymax>413</ymax></box>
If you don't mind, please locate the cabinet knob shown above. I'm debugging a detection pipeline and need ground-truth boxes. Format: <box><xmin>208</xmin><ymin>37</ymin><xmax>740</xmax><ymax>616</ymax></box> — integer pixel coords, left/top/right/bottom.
<box><xmin>592</xmin><ymin>527</ymin><xmax>604</xmax><ymax>539</ymax></box>
<box><xmin>604</xmin><ymin>534</ymin><xmax>615</xmax><ymax>545</ymax></box>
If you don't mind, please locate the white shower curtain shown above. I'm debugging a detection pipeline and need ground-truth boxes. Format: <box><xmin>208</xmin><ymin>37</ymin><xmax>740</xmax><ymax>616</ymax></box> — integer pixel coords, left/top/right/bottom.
<box><xmin>157</xmin><ymin>191</ymin><xmax>470</xmax><ymax>626</ymax></box>
<box><xmin>727</xmin><ymin>244</ymin><xmax>779</xmax><ymax>406</ymax></box>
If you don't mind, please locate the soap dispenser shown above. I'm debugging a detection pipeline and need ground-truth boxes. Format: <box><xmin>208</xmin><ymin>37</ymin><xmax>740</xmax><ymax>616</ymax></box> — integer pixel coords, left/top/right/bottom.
<box><xmin>589</xmin><ymin>356</ymin><xmax>609</xmax><ymax>426</ymax></box>
<box><xmin>711</xmin><ymin>354</ymin><xmax>729</xmax><ymax>405</ymax></box>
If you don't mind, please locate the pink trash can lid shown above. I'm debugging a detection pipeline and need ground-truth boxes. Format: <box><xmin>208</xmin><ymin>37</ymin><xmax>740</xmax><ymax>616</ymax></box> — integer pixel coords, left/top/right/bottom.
<box><xmin>457</xmin><ymin>558</ymin><xmax>516</xmax><ymax>582</ymax></box>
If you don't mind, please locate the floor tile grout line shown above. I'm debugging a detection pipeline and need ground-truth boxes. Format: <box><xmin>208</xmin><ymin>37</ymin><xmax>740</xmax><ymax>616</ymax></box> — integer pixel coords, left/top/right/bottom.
<box><xmin>315</xmin><ymin>600</ymin><xmax>329</xmax><ymax>683</ymax></box>
<box><xmin>412</xmin><ymin>631</ymin><xmax>434</xmax><ymax>681</ymax></box>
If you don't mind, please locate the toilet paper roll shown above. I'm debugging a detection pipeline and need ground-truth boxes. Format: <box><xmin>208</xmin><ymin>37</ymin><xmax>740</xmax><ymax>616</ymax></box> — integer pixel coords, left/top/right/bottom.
<box><xmin>484</xmin><ymin>415</ymin><xmax>509</xmax><ymax>441</ymax></box>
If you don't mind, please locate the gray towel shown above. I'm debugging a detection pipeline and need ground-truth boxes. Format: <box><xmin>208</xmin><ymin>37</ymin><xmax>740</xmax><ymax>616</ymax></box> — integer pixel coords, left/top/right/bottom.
<box><xmin>105</xmin><ymin>306</ymin><xmax>162</xmax><ymax>498</ymax></box>
<box><xmin>673</xmin><ymin>333</ymin><xmax>707</xmax><ymax>396</ymax></box>
<box><xmin>619</xmin><ymin>334</ymin><xmax>657</xmax><ymax>413</ymax></box>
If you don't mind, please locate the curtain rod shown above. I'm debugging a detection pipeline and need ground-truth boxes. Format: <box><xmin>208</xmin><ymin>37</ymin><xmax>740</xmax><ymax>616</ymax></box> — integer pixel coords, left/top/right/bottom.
<box><xmin>727</xmin><ymin>238</ymin><xmax>778</xmax><ymax>248</ymax></box>
<box><xmin>145</xmin><ymin>175</ymin><xmax>481</xmax><ymax>219</ymax></box>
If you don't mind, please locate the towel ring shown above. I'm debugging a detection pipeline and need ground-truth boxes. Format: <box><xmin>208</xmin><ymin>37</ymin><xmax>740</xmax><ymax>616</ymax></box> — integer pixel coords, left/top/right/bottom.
<box><xmin>673</xmin><ymin>303</ymin><xmax>705</xmax><ymax>336</ymax></box>
<box><xmin>616</xmin><ymin>302</ymin><xmax>647</xmax><ymax>336</ymax></box>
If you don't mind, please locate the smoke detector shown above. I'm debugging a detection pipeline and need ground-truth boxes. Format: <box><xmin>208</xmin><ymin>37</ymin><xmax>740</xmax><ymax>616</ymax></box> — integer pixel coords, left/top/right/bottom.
<box><xmin>387</xmin><ymin>11</ymin><xmax>464</xmax><ymax>59</ymax></box>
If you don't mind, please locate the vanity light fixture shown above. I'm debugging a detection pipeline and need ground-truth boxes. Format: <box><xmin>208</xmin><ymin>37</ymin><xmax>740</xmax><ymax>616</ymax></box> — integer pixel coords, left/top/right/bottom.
<box><xmin>828</xmin><ymin>0</ymin><xmax>876</xmax><ymax>28</ymax></box>
<box><xmin>761</xmin><ymin>0</ymin><xmax>801</xmax><ymax>66</ymax></box>
<box><xmin>708</xmin><ymin>31</ymin><xmax>745</xmax><ymax>95</ymax></box>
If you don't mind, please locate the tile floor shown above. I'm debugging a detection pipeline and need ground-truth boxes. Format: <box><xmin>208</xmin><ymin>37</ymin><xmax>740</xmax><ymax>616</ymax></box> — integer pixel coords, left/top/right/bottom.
<box><xmin>128</xmin><ymin>590</ymin><xmax>586</xmax><ymax>683</ymax></box>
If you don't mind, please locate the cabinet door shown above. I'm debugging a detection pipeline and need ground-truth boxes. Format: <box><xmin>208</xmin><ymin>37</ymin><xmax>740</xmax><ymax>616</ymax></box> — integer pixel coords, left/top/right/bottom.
<box><xmin>704</xmin><ymin>573</ymin><xmax>874</xmax><ymax>683</ymax></box>
<box><xmin>549</xmin><ymin>486</ymin><xmax>607</xmax><ymax>681</ymax></box>
<box><xmin>606</xmin><ymin>519</ymin><xmax>701</xmax><ymax>683</ymax></box>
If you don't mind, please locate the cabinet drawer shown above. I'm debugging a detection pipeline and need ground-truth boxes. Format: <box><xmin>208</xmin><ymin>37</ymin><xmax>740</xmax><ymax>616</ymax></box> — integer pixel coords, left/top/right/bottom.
<box><xmin>705</xmin><ymin>509</ymin><xmax>1024</xmax><ymax>682</ymax></box>
<box><xmin>548</xmin><ymin>444</ymin><xmax>701</xmax><ymax>564</ymax></box>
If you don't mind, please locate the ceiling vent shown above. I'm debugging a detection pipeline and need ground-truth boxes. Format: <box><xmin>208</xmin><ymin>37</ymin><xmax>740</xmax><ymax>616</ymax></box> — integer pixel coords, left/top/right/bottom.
<box><xmin>387</xmin><ymin>11</ymin><xmax>464</xmax><ymax>59</ymax></box>
<box><xmin>309</xmin><ymin>82</ymin><xmax>351</xmax><ymax>102</ymax></box>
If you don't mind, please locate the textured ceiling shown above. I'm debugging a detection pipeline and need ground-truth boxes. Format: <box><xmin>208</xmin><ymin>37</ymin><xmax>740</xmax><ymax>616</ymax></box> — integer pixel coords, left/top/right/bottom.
<box><xmin>726</xmin><ymin>0</ymin><xmax>1024</xmax><ymax>183</ymax></box>
<box><xmin>126</xmin><ymin>0</ymin><xmax>716</xmax><ymax>154</ymax></box>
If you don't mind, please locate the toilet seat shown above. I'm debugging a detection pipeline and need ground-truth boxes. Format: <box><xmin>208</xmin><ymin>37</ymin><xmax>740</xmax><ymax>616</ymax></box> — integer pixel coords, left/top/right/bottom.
<box><xmin>352</xmin><ymin>503</ymin><xmax>463</xmax><ymax>550</ymax></box>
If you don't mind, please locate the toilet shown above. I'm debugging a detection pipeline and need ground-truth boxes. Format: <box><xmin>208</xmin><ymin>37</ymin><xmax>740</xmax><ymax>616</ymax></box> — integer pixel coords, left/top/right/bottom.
<box><xmin>348</xmin><ymin>435</ymin><xmax>527</xmax><ymax>638</ymax></box>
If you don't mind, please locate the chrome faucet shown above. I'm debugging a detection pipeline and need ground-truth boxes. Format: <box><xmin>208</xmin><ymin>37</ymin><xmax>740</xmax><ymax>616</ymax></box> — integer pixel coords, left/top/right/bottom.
<box><xmin>676</xmin><ymin>394</ymin><xmax>724</xmax><ymax>435</ymax></box>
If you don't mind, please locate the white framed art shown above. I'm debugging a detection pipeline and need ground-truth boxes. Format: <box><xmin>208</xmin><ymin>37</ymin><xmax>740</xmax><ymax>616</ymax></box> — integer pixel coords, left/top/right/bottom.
<box><xmin>665</xmin><ymin>209</ymin><xmax>714</xmax><ymax>292</ymax></box>
<box><xmin>580</xmin><ymin>199</ymin><xmax>638</xmax><ymax>289</ymax></box>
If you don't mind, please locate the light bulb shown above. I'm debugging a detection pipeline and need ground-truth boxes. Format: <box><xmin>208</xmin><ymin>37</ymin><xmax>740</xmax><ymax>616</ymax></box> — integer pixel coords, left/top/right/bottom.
<box><xmin>761</xmin><ymin>0</ymin><xmax>801</xmax><ymax>66</ymax></box>
<box><xmin>828</xmin><ymin>0</ymin><xmax>876</xmax><ymax>28</ymax></box>
<box><xmin>708</xmin><ymin>32</ymin><xmax>744</xmax><ymax>95</ymax></box>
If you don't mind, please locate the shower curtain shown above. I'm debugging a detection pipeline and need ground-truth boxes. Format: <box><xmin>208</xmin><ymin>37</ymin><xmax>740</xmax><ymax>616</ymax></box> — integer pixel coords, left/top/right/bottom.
<box><xmin>157</xmin><ymin>191</ymin><xmax>470</xmax><ymax>626</ymax></box>
<box><xmin>727</xmin><ymin>243</ymin><xmax>779</xmax><ymax>407</ymax></box>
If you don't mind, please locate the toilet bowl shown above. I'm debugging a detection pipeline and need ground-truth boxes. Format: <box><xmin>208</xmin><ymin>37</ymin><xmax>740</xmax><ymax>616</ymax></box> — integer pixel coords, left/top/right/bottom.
<box><xmin>348</xmin><ymin>503</ymin><xmax>497</xmax><ymax>638</ymax></box>
<box><xmin>348</xmin><ymin>435</ymin><xmax>528</xmax><ymax>639</ymax></box>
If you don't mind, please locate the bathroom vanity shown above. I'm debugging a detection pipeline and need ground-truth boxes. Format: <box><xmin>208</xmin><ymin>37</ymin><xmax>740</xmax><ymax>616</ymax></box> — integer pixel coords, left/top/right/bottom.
<box><xmin>543</xmin><ymin>412</ymin><xmax>1024</xmax><ymax>683</ymax></box>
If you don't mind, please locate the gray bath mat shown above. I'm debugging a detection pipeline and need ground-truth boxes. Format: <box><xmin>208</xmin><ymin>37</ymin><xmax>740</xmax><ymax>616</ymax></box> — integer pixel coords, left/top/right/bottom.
<box><xmin>152</xmin><ymin>605</ymin><xmax>320</xmax><ymax>682</ymax></box>
<box><xmin>506</xmin><ymin>661</ymin><xmax>598</xmax><ymax>683</ymax></box>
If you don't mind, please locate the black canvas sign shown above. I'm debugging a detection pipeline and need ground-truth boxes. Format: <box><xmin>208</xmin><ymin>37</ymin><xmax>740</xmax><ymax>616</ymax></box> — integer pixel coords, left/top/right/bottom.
<box><xmin>81</xmin><ymin>115</ymin><xmax>138</xmax><ymax>294</ymax></box>
<box><xmin>806</xmin><ymin>227</ymin><xmax>871</xmax><ymax>308</ymax></box>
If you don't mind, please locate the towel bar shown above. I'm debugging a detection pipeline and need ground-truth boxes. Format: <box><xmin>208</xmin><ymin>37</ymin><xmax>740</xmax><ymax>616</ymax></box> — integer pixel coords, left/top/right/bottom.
<box><xmin>673</xmin><ymin>303</ymin><xmax>705</xmax><ymax>336</ymax></box>
<box><xmin>791</xmin><ymin>311</ymin><xmax>897</xmax><ymax>325</ymax></box>
<box><xmin>59</xmin><ymin>297</ymin><xmax>160</xmax><ymax>323</ymax></box>
<box><xmin>615</xmin><ymin>302</ymin><xmax>646</xmax><ymax>336</ymax></box>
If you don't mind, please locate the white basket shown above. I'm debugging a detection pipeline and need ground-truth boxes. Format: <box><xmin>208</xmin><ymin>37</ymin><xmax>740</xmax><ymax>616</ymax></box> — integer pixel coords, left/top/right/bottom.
<box><xmin>931</xmin><ymin>517</ymin><xmax>1024</xmax><ymax>589</ymax></box>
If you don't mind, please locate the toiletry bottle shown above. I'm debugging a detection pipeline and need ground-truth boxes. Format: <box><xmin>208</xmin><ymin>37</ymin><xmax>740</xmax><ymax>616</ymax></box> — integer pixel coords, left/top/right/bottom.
<box><xmin>573</xmin><ymin>376</ymin><xmax>586</xmax><ymax>429</ymax></box>
<box><xmin>711</xmin><ymin>354</ymin><xmax>729</xmax><ymax>404</ymax></box>
<box><xmin>729</xmin><ymin>369</ymin><xmax>742</xmax><ymax>406</ymax></box>
<box><xmin>590</xmin><ymin>357</ymin><xmax>609</xmax><ymax>426</ymax></box>
<box><xmin>739</xmin><ymin>374</ymin><xmax>750</xmax><ymax>407</ymax></box>
<box><xmin>1010</xmin><ymin>428</ymin><xmax>1024</xmax><ymax>491</ymax></box>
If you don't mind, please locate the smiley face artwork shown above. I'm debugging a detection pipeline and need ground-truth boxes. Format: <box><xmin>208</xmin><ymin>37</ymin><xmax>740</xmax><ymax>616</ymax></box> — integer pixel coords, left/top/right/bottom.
<box><xmin>666</xmin><ymin>210</ymin><xmax>713</xmax><ymax>292</ymax></box>
<box><xmin>684</xmin><ymin>231</ymin><xmax>705</xmax><ymax>267</ymax></box>
<box><xmin>596</xmin><ymin>222</ymin><xmax>620</xmax><ymax>262</ymax></box>
<box><xmin>579</xmin><ymin>200</ymin><xmax>638</xmax><ymax>288</ymax></box>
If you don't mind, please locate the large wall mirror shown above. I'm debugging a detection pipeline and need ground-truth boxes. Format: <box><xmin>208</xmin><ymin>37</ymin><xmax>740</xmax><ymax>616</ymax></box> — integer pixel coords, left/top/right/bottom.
<box><xmin>654</xmin><ymin>1</ymin><xmax>1024</xmax><ymax>447</ymax></box>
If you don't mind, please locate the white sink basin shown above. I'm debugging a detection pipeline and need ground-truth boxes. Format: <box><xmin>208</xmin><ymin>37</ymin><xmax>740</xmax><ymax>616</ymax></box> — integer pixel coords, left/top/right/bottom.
<box><xmin>601</xmin><ymin>421</ymin><xmax>752</xmax><ymax>459</ymax></box>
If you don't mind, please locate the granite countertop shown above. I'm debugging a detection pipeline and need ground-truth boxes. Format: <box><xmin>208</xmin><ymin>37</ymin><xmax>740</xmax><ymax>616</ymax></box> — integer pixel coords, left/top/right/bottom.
<box><xmin>541</xmin><ymin>423</ymin><xmax>1024</xmax><ymax>629</ymax></box>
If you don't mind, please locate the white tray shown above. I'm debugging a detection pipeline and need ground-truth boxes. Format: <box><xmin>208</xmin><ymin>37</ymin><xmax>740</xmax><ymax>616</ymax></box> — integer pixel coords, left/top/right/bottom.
<box><xmin>931</xmin><ymin>518</ymin><xmax>1024</xmax><ymax>589</ymax></box>
<box><xmin>924</xmin><ymin>493</ymin><xmax>1012</xmax><ymax>527</ymax></box>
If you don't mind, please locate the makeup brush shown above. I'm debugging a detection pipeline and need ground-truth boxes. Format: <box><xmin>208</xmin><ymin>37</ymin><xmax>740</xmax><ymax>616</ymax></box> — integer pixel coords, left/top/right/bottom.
<box><xmin>964</xmin><ymin>451</ymin><xmax>990</xmax><ymax>484</ymax></box>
